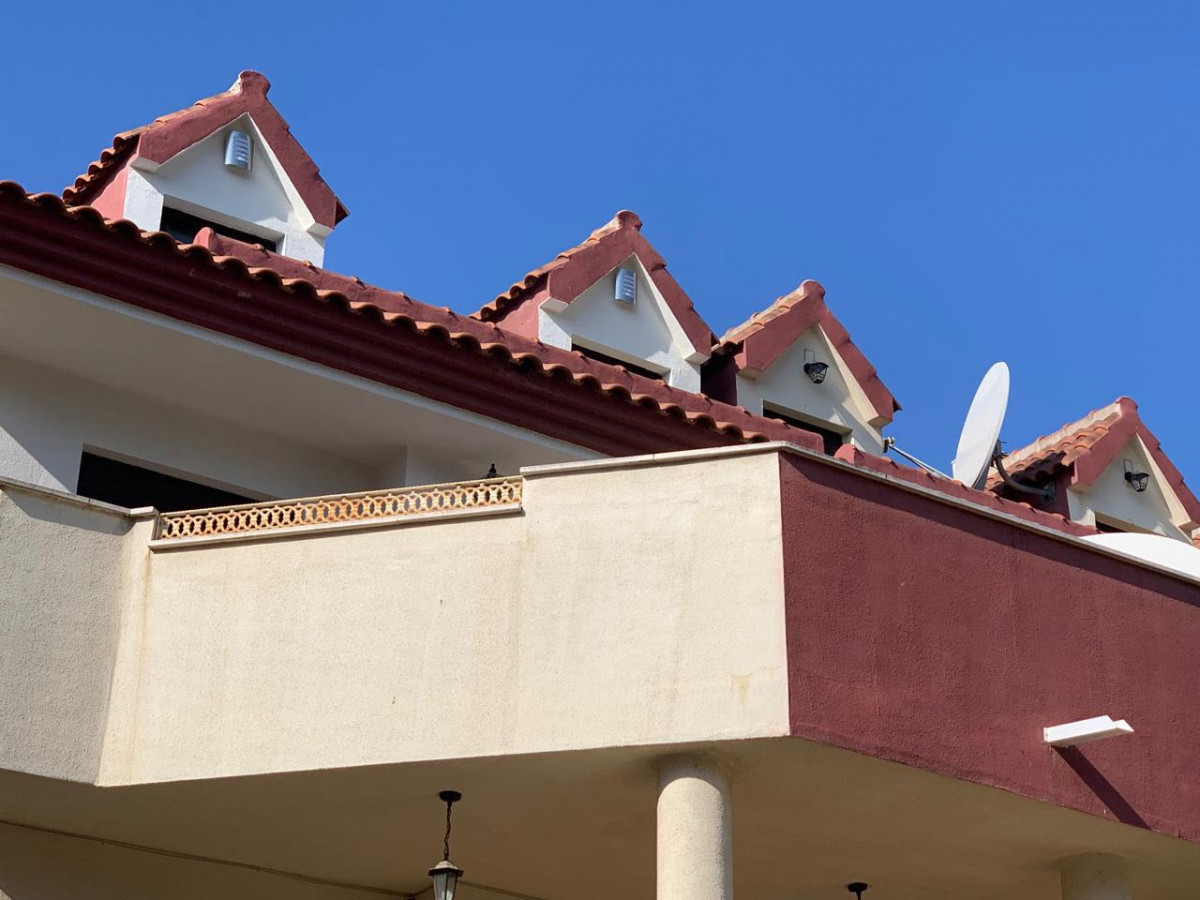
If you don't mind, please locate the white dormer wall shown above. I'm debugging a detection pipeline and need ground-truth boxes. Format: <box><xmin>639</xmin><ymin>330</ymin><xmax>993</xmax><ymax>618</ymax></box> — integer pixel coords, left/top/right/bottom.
<box><xmin>121</xmin><ymin>115</ymin><xmax>329</xmax><ymax>265</ymax></box>
<box><xmin>1067</xmin><ymin>437</ymin><xmax>1194</xmax><ymax>542</ymax></box>
<box><xmin>536</xmin><ymin>255</ymin><xmax>705</xmax><ymax>392</ymax></box>
<box><xmin>736</xmin><ymin>325</ymin><xmax>886</xmax><ymax>454</ymax></box>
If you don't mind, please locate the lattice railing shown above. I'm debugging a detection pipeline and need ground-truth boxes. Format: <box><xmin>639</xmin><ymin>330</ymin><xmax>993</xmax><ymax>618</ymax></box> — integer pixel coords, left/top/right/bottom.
<box><xmin>155</xmin><ymin>477</ymin><xmax>523</xmax><ymax>542</ymax></box>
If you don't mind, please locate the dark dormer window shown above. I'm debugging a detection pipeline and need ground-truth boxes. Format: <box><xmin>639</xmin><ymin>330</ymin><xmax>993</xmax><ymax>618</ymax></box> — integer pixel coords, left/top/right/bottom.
<box><xmin>159</xmin><ymin>206</ymin><xmax>278</xmax><ymax>252</ymax></box>
<box><xmin>571</xmin><ymin>342</ymin><xmax>664</xmax><ymax>382</ymax></box>
<box><xmin>763</xmin><ymin>403</ymin><xmax>847</xmax><ymax>455</ymax></box>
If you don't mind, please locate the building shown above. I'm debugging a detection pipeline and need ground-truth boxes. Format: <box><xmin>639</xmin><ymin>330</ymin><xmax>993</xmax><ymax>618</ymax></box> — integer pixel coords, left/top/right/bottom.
<box><xmin>1</xmin><ymin>73</ymin><xmax>1198</xmax><ymax>900</ymax></box>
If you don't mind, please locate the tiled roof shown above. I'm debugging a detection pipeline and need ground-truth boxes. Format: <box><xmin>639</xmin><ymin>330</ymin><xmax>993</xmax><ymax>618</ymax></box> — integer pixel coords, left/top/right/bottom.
<box><xmin>0</xmin><ymin>182</ymin><xmax>827</xmax><ymax>455</ymax></box>
<box><xmin>989</xmin><ymin>397</ymin><xmax>1200</xmax><ymax>529</ymax></box>
<box><xmin>473</xmin><ymin>211</ymin><xmax>717</xmax><ymax>355</ymax></box>
<box><xmin>62</xmin><ymin>72</ymin><xmax>347</xmax><ymax>228</ymax></box>
<box><xmin>0</xmin><ymin>179</ymin><xmax>1123</xmax><ymax>543</ymax></box>
<box><xmin>715</xmin><ymin>281</ymin><xmax>900</xmax><ymax>425</ymax></box>
<box><xmin>986</xmin><ymin>400</ymin><xmax>1124</xmax><ymax>489</ymax></box>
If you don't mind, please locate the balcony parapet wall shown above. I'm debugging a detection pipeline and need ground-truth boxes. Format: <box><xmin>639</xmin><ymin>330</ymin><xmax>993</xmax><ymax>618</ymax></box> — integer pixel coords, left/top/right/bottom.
<box><xmin>153</xmin><ymin>477</ymin><xmax>523</xmax><ymax>546</ymax></box>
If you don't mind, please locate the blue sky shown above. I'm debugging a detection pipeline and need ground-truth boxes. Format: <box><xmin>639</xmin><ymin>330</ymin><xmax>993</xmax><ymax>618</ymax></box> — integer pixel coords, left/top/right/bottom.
<box><xmin>3</xmin><ymin>3</ymin><xmax>1197</xmax><ymax>476</ymax></box>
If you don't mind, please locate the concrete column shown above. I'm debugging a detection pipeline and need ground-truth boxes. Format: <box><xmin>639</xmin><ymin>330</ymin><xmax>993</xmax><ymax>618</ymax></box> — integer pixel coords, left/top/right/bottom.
<box><xmin>1060</xmin><ymin>854</ymin><xmax>1131</xmax><ymax>900</ymax></box>
<box><xmin>657</xmin><ymin>757</ymin><xmax>732</xmax><ymax>900</ymax></box>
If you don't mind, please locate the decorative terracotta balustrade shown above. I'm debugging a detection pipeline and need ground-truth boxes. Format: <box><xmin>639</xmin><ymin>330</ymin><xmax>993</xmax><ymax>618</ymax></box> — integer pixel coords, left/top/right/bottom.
<box><xmin>154</xmin><ymin>477</ymin><xmax>523</xmax><ymax>542</ymax></box>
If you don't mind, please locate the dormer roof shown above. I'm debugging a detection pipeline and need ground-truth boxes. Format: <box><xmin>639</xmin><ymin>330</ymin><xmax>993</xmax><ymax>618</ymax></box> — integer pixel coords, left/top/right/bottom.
<box><xmin>715</xmin><ymin>280</ymin><xmax>900</xmax><ymax>425</ymax></box>
<box><xmin>989</xmin><ymin>396</ymin><xmax>1200</xmax><ymax>530</ymax></box>
<box><xmin>62</xmin><ymin>71</ymin><xmax>347</xmax><ymax>229</ymax></box>
<box><xmin>473</xmin><ymin>210</ymin><xmax>716</xmax><ymax>357</ymax></box>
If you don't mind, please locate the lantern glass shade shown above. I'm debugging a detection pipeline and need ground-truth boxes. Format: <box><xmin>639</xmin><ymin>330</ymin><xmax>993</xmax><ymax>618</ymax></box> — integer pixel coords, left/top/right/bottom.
<box><xmin>1125</xmin><ymin>471</ymin><xmax>1150</xmax><ymax>492</ymax></box>
<box><xmin>804</xmin><ymin>361</ymin><xmax>829</xmax><ymax>384</ymax></box>
<box><xmin>430</xmin><ymin>859</ymin><xmax>463</xmax><ymax>900</ymax></box>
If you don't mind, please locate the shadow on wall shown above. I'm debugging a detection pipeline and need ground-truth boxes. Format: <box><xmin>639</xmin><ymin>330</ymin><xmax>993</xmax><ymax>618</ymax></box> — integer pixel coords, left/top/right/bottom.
<box><xmin>1054</xmin><ymin>747</ymin><xmax>1149</xmax><ymax>830</ymax></box>
<box><xmin>1</xmin><ymin>486</ymin><xmax>136</xmax><ymax>535</ymax></box>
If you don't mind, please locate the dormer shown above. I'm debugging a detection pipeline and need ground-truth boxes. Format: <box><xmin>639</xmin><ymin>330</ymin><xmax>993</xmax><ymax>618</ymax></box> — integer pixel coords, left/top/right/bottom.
<box><xmin>989</xmin><ymin>397</ymin><xmax>1200</xmax><ymax>543</ymax></box>
<box><xmin>709</xmin><ymin>281</ymin><xmax>899</xmax><ymax>454</ymax></box>
<box><xmin>62</xmin><ymin>71</ymin><xmax>346</xmax><ymax>266</ymax></box>
<box><xmin>475</xmin><ymin>212</ymin><xmax>715</xmax><ymax>392</ymax></box>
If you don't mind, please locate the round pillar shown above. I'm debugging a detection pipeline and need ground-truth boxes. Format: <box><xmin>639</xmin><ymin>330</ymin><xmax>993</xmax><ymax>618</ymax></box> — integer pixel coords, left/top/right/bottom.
<box><xmin>657</xmin><ymin>757</ymin><xmax>732</xmax><ymax>900</ymax></box>
<box><xmin>1060</xmin><ymin>853</ymin><xmax>1131</xmax><ymax>900</ymax></box>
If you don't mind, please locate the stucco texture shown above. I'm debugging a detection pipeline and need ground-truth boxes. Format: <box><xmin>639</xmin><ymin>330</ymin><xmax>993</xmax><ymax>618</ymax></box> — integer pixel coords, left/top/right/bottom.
<box><xmin>105</xmin><ymin>452</ymin><xmax>790</xmax><ymax>783</ymax></box>
<box><xmin>0</xmin><ymin>486</ymin><xmax>148</xmax><ymax>782</ymax></box>
<box><xmin>779</xmin><ymin>452</ymin><xmax>1200</xmax><ymax>845</ymax></box>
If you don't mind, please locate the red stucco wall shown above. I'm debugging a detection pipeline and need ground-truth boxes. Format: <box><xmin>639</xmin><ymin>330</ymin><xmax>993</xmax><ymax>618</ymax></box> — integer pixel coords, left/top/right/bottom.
<box><xmin>779</xmin><ymin>453</ymin><xmax>1200</xmax><ymax>842</ymax></box>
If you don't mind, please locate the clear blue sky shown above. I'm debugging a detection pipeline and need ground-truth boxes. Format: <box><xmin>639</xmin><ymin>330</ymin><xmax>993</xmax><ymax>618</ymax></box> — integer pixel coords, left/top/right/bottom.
<box><xmin>3</xmin><ymin>3</ymin><xmax>1197</xmax><ymax>476</ymax></box>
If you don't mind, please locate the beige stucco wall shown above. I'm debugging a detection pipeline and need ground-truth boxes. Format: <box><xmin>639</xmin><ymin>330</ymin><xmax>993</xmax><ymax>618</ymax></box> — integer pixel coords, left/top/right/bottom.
<box><xmin>101</xmin><ymin>451</ymin><xmax>790</xmax><ymax>784</ymax></box>
<box><xmin>0</xmin><ymin>483</ymin><xmax>150</xmax><ymax>782</ymax></box>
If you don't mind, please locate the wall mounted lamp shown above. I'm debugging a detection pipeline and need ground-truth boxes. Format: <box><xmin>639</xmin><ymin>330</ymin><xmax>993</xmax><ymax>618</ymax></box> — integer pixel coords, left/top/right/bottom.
<box><xmin>1044</xmin><ymin>715</ymin><xmax>1134</xmax><ymax>748</ymax></box>
<box><xmin>804</xmin><ymin>362</ymin><xmax>829</xmax><ymax>384</ymax></box>
<box><xmin>1125</xmin><ymin>471</ymin><xmax>1150</xmax><ymax>493</ymax></box>
<box><xmin>429</xmin><ymin>790</ymin><xmax>464</xmax><ymax>900</ymax></box>
<box><xmin>847</xmin><ymin>883</ymin><xmax>870</xmax><ymax>899</ymax></box>
<box><xmin>802</xmin><ymin>349</ymin><xmax>829</xmax><ymax>384</ymax></box>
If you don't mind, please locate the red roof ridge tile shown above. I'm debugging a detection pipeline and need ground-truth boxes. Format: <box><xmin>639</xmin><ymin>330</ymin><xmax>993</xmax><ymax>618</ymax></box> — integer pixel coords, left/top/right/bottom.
<box><xmin>472</xmin><ymin>211</ymin><xmax>716</xmax><ymax>355</ymax></box>
<box><xmin>62</xmin><ymin>71</ymin><xmax>347</xmax><ymax>227</ymax></box>
<box><xmin>715</xmin><ymin>280</ymin><xmax>899</xmax><ymax>425</ymax></box>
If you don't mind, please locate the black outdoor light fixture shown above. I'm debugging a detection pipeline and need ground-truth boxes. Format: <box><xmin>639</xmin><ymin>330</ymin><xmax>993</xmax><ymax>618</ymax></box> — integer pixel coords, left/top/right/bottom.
<box><xmin>846</xmin><ymin>882</ymin><xmax>869</xmax><ymax>899</ymax></box>
<box><xmin>1125</xmin><ymin>470</ymin><xmax>1150</xmax><ymax>493</ymax></box>
<box><xmin>429</xmin><ymin>790</ymin><xmax>464</xmax><ymax>900</ymax></box>
<box><xmin>803</xmin><ymin>361</ymin><xmax>829</xmax><ymax>384</ymax></box>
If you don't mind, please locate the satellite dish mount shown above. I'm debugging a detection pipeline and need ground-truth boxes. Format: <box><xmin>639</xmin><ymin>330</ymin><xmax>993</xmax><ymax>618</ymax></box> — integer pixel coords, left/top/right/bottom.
<box><xmin>886</xmin><ymin>362</ymin><xmax>1053</xmax><ymax>503</ymax></box>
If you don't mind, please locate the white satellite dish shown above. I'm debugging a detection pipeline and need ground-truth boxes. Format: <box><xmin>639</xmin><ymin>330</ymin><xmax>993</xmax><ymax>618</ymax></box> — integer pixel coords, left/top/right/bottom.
<box><xmin>1082</xmin><ymin>532</ymin><xmax>1200</xmax><ymax>583</ymax></box>
<box><xmin>952</xmin><ymin>362</ymin><xmax>1010</xmax><ymax>489</ymax></box>
<box><xmin>884</xmin><ymin>361</ymin><xmax>1052</xmax><ymax>500</ymax></box>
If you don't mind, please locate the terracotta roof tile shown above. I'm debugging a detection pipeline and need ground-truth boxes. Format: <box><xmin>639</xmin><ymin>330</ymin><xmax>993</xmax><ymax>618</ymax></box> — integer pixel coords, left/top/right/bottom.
<box><xmin>473</xmin><ymin>211</ymin><xmax>716</xmax><ymax>355</ymax></box>
<box><xmin>62</xmin><ymin>72</ymin><xmax>347</xmax><ymax>227</ymax></box>
<box><xmin>988</xmin><ymin>396</ymin><xmax>1200</xmax><ymax>530</ymax></box>
<box><xmin>0</xmin><ymin>183</ymin><xmax>826</xmax><ymax>451</ymax></box>
<box><xmin>715</xmin><ymin>281</ymin><xmax>899</xmax><ymax>424</ymax></box>
<box><xmin>986</xmin><ymin>400</ymin><xmax>1123</xmax><ymax>490</ymax></box>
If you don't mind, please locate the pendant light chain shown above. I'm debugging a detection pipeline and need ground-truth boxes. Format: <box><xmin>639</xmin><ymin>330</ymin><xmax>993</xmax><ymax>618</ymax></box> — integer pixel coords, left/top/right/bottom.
<box><xmin>443</xmin><ymin>795</ymin><xmax>454</xmax><ymax>861</ymax></box>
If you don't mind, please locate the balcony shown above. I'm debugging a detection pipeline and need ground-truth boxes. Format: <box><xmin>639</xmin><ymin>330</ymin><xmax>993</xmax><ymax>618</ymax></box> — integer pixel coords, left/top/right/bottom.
<box><xmin>3</xmin><ymin>445</ymin><xmax>1199</xmax><ymax>899</ymax></box>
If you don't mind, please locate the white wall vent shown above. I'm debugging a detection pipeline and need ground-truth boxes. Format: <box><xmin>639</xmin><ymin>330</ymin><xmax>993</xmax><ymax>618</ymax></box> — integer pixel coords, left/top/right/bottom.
<box><xmin>224</xmin><ymin>130</ymin><xmax>253</xmax><ymax>172</ymax></box>
<box><xmin>615</xmin><ymin>268</ymin><xmax>637</xmax><ymax>305</ymax></box>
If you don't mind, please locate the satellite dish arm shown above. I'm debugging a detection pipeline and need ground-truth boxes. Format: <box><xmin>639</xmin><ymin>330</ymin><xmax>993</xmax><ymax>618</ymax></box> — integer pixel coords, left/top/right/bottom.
<box><xmin>991</xmin><ymin>442</ymin><xmax>1056</xmax><ymax>502</ymax></box>
<box><xmin>883</xmin><ymin>437</ymin><xmax>951</xmax><ymax>480</ymax></box>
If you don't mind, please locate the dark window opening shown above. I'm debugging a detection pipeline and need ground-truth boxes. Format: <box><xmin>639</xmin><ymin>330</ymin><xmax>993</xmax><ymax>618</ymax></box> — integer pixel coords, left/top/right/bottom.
<box><xmin>571</xmin><ymin>343</ymin><xmax>664</xmax><ymax>382</ymax></box>
<box><xmin>159</xmin><ymin>206</ymin><xmax>278</xmax><ymax>252</ymax></box>
<box><xmin>77</xmin><ymin>452</ymin><xmax>254</xmax><ymax>513</ymax></box>
<box><xmin>763</xmin><ymin>405</ymin><xmax>846</xmax><ymax>455</ymax></box>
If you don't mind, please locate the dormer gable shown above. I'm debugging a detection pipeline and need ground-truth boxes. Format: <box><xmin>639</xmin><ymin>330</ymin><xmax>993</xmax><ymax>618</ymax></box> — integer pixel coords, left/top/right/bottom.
<box><xmin>62</xmin><ymin>71</ymin><xmax>346</xmax><ymax>266</ymax></box>
<box><xmin>990</xmin><ymin>397</ymin><xmax>1200</xmax><ymax>543</ymax></box>
<box><xmin>474</xmin><ymin>211</ymin><xmax>715</xmax><ymax>392</ymax></box>
<box><xmin>711</xmin><ymin>281</ymin><xmax>899</xmax><ymax>454</ymax></box>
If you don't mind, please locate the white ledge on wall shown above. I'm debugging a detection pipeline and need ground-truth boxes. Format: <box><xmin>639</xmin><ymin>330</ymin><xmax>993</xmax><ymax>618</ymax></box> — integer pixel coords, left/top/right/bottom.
<box><xmin>1044</xmin><ymin>715</ymin><xmax>1134</xmax><ymax>748</ymax></box>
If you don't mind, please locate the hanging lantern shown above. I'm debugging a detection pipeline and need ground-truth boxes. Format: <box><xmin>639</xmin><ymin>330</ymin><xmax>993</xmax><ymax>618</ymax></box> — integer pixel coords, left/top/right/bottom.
<box><xmin>429</xmin><ymin>791</ymin><xmax>464</xmax><ymax>900</ymax></box>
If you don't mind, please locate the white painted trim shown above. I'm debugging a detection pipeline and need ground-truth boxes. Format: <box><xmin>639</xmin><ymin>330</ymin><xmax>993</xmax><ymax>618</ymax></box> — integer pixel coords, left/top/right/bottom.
<box><xmin>528</xmin><ymin>441</ymin><xmax>1200</xmax><ymax>588</ymax></box>
<box><xmin>148</xmin><ymin>502</ymin><xmax>523</xmax><ymax>551</ymax></box>
<box><xmin>0</xmin><ymin>476</ymin><xmax>157</xmax><ymax>519</ymax></box>
<box><xmin>0</xmin><ymin>265</ymin><xmax>600</xmax><ymax>463</ymax></box>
